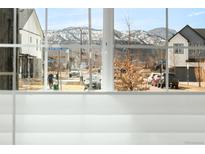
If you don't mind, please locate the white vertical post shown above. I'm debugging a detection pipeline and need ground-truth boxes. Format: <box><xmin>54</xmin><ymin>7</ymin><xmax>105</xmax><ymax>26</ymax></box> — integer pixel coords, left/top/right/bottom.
<box><xmin>101</xmin><ymin>8</ymin><xmax>114</xmax><ymax>91</ymax></box>
<box><xmin>44</xmin><ymin>8</ymin><xmax>48</xmax><ymax>90</ymax></box>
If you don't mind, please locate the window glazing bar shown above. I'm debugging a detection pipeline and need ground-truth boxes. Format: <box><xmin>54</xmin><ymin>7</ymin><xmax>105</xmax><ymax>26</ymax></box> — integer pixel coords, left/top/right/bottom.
<box><xmin>12</xmin><ymin>8</ymin><xmax>17</xmax><ymax>145</ymax></box>
<box><xmin>44</xmin><ymin>8</ymin><xmax>48</xmax><ymax>90</ymax></box>
<box><xmin>0</xmin><ymin>72</ymin><xmax>13</xmax><ymax>75</ymax></box>
<box><xmin>88</xmin><ymin>8</ymin><xmax>93</xmax><ymax>90</ymax></box>
<box><xmin>165</xmin><ymin>8</ymin><xmax>169</xmax><ymax>91</ymax></box>
<box><xmin>1</xmin><ymin>44</ymin><xmax>205</xmax><ymax>51</ymax></box>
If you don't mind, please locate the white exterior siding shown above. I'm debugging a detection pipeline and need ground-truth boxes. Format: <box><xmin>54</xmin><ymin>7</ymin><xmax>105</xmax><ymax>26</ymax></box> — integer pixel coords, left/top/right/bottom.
<box><xmin>168</xmin><ymin>33</ymin><xmax>189</xmax><ymax>68</ymax></box>
<box><xmin>19</xmin><ymin>11</ymin><xmax>43</xmax><ymax>59</ymax></box>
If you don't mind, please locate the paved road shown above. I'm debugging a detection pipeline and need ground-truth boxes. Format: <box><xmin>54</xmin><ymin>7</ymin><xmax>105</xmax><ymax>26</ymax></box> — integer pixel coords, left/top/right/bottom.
<box><xmin>148</xmin><ymin>85</ymin><xmax>190</xmax><ymax>92</ymax></box>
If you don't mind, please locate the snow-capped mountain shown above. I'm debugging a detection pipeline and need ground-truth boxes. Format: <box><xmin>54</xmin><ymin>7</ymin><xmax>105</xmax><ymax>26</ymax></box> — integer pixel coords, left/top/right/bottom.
<box><xmin>148</xmin><ymin>27</ymin><xmax>177</xmax><ymax>40</ymax></box>
<box><xmin>47</xmin><ymin>27</ymin><xmax>176</xmax><ymax>46</ymax></box>
<box><xmin>47</xmin><ymin>27</ymin><xmax>102</xmax><ymax>45</ymax></box>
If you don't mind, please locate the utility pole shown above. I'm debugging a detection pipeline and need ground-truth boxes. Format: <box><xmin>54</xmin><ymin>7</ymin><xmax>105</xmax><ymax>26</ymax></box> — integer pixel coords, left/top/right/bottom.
<box><xmin>80</xmin><ymin>28</ymin><xmax>83</xmax><ymax>65</ymax></box>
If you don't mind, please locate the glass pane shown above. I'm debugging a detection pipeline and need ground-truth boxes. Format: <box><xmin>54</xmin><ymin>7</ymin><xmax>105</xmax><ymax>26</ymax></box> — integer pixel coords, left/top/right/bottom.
<box><xmin>0</xmin><ymin>47</ymin><xmax>13</xmax><ymax>90</ymax></box>
<box><xmin>84</xmin><ymin>48</ymin><xmax>101</xmax><ymax>91</ymax></box>
<box><xmin>168</xmin><ymin>47</ymin><xmax>205</xmax><ymax>92</ymax></box>
<box><xmin>47</xmin><ymin>8</ymin><xmax>88</xmax><ymax>45</ymax></box>
<box><xmin>18</xmin><ymin>47</ymin><xmax>44</xmax><ymax>90</ymax></box>
<box><xmin>169</xmin><ymin>8</ymin><xmax>205</xmax><ymax>92</ymax></box>
<box><xmin>18</xmin><ymin>8</ymin><xmax>45</xmax><ymax>45</ymax></box>
<box><xmin>114</xmin><ymin>9</ymin><xmax>166</xmax><ymax>46</ymax></box>
<box><xmin>47</xmin><ymin>8</ymin><xmax>102</xmax><ymax>91</ymax></box>
<box><xmin>114</xmin><ymin>47</ymin><xmax>166</xmax><ymax>91</ymax></box>
<box><xmin>48</xmin><ymin>47</ymin><xmax>89</xmax><ymax>91</ymax></box>
<box><xmin>91</xmin><ymin>8</ymin><xmax>103</xmax><ymax>45</ymax></box>
<box><xmin>47</xmin><ymin>47</ymin><xmax>101</xmax><ymax>91</ymax></box>
<box><xmin>0</xmin><ymin>9</ymin><xmax>14</xmax><ymax>44</ymax></box>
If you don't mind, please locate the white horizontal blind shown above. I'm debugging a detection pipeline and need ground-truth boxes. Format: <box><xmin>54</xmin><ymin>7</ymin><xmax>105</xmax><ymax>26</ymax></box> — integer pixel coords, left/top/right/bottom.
<box><xmin>6</xmin><ymin>93</ymin><xmax>205</xmax><ymax>145</ymax></box>
<box><xmin>0</xmin><ymin>94</ymin><xmax>13</xmax><ymax>144</ymax></box>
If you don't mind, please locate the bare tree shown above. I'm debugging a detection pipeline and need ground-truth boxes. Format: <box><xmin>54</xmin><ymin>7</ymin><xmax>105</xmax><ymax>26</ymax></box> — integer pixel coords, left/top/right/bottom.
<box><xmin>125</xmin><ymin>16</ymin><xmax>131</xmax><ymax>60</ymax></box>
<box><xmin>114</xmin><ymin>15</ymin><xmax>149</xmax><ymax>91</ymax></box>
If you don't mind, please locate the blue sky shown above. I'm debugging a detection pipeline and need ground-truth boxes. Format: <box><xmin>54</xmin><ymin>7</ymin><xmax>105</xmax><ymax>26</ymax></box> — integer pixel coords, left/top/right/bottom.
<box><xmin>36</xmin><ymin>8</ymin><xmax>205</xmax><ymax>31</ymax></box>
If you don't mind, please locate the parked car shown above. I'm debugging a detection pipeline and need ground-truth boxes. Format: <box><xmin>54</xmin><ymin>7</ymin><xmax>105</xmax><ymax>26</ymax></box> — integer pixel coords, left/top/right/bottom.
<box><xmin>69</xmin><ymin>69</ymin><xmax>80</xmax><ymax>78</ymax></box>
<box><xmin>151</xmin><ymin>74</ymin><xmax>161</xmax><ymax>87</ymax></box>
<box><xmin>147</xmin><ymin>73</ymin><xmax>161</xmax><ymax>85</ymax></box>
<box><xmin>158</xmin><ymin>72</ymin><xmax>179</xmax><ymax>89</ymax></box>
<box><xmin>83</xmin><ymin>74</ymin><xmax>101</xmax><ymax>90</ymax></box>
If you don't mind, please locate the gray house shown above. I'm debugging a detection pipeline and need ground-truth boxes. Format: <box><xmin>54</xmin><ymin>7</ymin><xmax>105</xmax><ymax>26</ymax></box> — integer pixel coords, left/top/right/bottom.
<box><xmin>168</xmin><ymin>25</ymin><xmax>205</xmax><ymax>82</ymax></box>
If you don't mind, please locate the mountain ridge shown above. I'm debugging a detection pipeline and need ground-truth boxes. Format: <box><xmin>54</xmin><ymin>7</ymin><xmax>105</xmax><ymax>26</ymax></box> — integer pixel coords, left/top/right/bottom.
<box><xmin>47</xmin><ymin>27</ymin><xmax>177</xmax><ymax>46</ymax></box>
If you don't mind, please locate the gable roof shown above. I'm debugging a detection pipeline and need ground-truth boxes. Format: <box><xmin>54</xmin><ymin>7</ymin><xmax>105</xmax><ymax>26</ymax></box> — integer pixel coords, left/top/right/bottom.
<box><xmin>18</xmin><ymin>8</ymin><xmax>44</xmax><ymax>37</ymax></box>
<box><xmin>169</xmin><ymin>25</ymin><xmax>205</xmax><ymax>43</ymax></box>
<box><xmin>18</xmin><ymin>9</ymin><xmax>34</xmax><ymax>29</ymax></box>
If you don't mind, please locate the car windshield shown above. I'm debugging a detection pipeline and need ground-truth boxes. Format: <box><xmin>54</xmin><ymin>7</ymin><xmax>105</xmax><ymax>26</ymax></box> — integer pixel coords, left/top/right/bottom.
<box><xmin>71</xmin><ymin>69</ymin><xmax>79</xmax><ymax>72</ymax></box>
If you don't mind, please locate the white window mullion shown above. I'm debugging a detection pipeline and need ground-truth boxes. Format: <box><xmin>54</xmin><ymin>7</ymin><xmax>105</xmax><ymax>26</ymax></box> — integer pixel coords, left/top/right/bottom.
<box><xmin>44</xmin><ymin>8</ymin><xmax>48</xmax><ymax>90</ymax></box>
<box><xmin>101</xmin><ymin>8</ymin><xmax>114</xmax><ymax>91</ymax></box>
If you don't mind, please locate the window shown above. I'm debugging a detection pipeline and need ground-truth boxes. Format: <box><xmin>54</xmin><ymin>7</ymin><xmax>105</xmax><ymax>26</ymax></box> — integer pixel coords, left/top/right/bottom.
<box><xmin>1</xmin><ymin>8</ymin><xmax>205</xmax><ymax>92</ymax></box>
<box><xmin>30</xmin><ymin>37</ymin><xmax>32</xmax><ymax>43</ymax></box>
<box><xmin>174</xmin><ymin>44</ymin><xmax>184</xmax><ymax>54</ymax></box>
<box><xmin>46</xmin><ymin>8</ymin><xmax>102</xmax><ymax>91</ymax></box>
<box><xmin>114</xmin><ymin>8</ymin><xmax>166</xmax><ymax>92</ymax></box>
<box><xmin>0</xmin><ymin>9</ymin><xmax>13</xmax><ymax>44</ymax></box>
<box><xmin>169</xmin><ymin>8</ymin><xmax>205</xmax><ymax>92</ymax></box>
<box><xmin>36</xmin><ymin>39</ymin><xmax>38</xmax><ymax>51</ymax></box>
<box><xmin>18</xmin><ymin>46</ymin><xmax>44</xmax><ymax>91</ymax></box>
<box><xmin>0</xmin><ymin>47</ymin><xmax>13</xmax><ymax>90</ymax></box>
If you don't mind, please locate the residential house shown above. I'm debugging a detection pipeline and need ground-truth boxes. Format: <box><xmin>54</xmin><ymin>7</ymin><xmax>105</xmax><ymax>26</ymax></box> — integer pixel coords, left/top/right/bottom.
<box><xmin>168</xmin><ymin>25</ymin><xmax>205</xmax><ymax>81</ymax></box>
<box><xmin>18</xmin><ymin>9</ymin><xmax>44</xmax><ymax>79</ymax></box>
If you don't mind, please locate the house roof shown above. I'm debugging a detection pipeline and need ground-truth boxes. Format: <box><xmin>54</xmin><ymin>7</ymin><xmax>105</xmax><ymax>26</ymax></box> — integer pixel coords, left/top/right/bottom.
<box><xmin>18</xmin><ymin>9</ymin><xmax>34</xmax><ymax>29</ymax></box>
<box><xmin>169</xmin><ymin>25</ymin><xmax>205</xmax><ymax>43</ymax></box>
<box><xmin>18</xmin><ymin>8</ymin><xmax>44</xmax><ymax>37</ymax></box>
<box><xmin>194</xmin><ymin>29</ymin><xmax>205</xmax><ymax>40</ymax></box>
